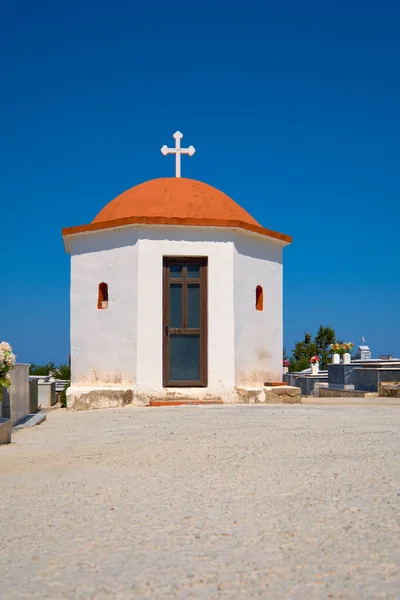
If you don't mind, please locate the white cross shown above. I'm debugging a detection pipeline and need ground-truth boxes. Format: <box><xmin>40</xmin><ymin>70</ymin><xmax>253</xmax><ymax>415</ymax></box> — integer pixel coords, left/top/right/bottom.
<box><xmin>160</xmin><ymin>131</ymin><xmax>195</xmax><ymax>178</ymax></box>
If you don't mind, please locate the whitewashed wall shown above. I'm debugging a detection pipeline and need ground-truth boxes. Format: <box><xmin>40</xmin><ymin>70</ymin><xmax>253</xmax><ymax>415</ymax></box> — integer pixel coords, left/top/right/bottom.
<box><xmin>233</xmin><ymin>231</ymin><xmax>283</xmax><ymax>385</ymax></box>
<box><xmin>69</xmin><ymin>228</ymin><xmax>139</xmax><ymax>385</ymax></box>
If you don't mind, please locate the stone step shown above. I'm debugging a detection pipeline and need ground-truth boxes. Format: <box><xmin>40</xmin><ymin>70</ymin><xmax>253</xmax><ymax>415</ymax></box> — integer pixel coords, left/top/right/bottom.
<box><xmin>13</xmin><ymin>413</ymin><xmax>47</xmax><ymax>429</ymax></box>
<box><xmin>0</xmin><ymin>417</ymin><xmax>11</xmax><ymax>445</ymax></box>
<box><xmin>149</xmin><ymin>400</ymin><xmax>224</xmax><ymax>407</ymax></box>
<box><xmin>319</xmin><ymin>388</ymin><xmax>378</xmax><ymax>398</ymax></box>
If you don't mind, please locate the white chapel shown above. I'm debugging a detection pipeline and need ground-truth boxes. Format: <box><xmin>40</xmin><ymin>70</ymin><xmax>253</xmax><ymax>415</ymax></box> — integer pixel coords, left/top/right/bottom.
<box><xmin>62</xmin><ymin>132</ymin><xmax>292</xmax><ymax>409</ymax></box>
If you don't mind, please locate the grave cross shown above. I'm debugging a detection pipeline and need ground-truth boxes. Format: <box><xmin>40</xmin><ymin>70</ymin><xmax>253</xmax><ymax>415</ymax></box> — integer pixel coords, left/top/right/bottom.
<box><xmin>160</xmin><ymin>131</ymin><xmax>195</xmax><ymax>178</ymax></box>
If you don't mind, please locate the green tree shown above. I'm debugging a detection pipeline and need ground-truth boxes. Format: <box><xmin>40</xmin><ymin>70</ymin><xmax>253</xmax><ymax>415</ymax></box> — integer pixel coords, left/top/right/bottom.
<box><xmin>54</xmin><ymin>364</ymin><xmax>71</xmax><ymax>380</ymax></box>
<box><xmin>289</xmin><ymin>325</ymin><xmax>340</xmax><ymax>371</ymax></box>
<box><xmin>30</xmin><ymin>362</ymin><xmax>56</xmax><ymax>376</ymax></box>
<box><xmin>29</xmin><ymin>362</ymin><xmax>70</xmax><ymax>380</ymax></box>
<box><xmin>314</xmin><ymin>325</ymin><xmax>336</xmax><ymax>369</ymax></box>
<box><xmin>290</xmin><ymin>333</ymin><xmax>318</xmax><ymax>372</ymax></box>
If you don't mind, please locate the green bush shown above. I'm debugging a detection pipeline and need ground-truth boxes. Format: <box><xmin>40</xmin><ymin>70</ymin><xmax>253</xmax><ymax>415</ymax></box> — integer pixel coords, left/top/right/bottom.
<box><xmin>60</xmin><ymin>382</ymin><xmax>70</xmax><ymax>408</ymax></box>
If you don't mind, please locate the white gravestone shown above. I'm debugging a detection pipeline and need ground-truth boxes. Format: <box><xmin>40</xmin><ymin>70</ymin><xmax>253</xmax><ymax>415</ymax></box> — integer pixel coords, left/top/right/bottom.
<box><xmin>358</xmin><ymin>345</ymin><xmax>371</xmax><ymax>360</ymax></box>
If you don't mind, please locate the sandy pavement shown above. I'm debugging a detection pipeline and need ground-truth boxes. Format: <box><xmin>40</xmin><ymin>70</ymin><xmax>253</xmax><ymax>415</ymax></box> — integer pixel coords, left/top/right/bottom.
<box><xmin>1</xmin><ymin>404</ymin><xmax>399</xmax><ymax>599</ymax></box>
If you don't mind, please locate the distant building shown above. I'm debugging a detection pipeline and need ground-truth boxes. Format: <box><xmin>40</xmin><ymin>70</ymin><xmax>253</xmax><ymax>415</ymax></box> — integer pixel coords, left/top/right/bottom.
<box><xmin>357</xmin><ymin>345</ymin><xmax>371</xmax><ymax>360</ymax></box>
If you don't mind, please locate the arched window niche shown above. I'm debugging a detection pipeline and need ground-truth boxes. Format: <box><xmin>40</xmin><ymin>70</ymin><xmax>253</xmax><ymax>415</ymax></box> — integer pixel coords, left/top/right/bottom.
<box><xmin>256</xmin><ymin>285</ymin><xmax>263</xmax><ymax>311</ymax></box>
<box><xmin>98</xmin><ymin>282</ymin><xmax>108</xmax><ymax>309</ymax></box>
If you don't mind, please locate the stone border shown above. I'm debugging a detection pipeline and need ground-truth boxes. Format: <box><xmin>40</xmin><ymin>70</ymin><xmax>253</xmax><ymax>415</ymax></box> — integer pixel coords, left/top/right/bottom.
<box><xmin>0</xmin><ymin>418</ymin><xmax>11</xmax><ymax>445</ymax></box>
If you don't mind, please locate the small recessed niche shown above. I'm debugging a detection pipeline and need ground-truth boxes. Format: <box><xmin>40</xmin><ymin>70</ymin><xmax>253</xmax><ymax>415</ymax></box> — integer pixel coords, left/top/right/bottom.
<box><xmin>98</xmin><ymin>282</ymin><xmax>108</xmax><ymax>309</ymax></box>
<box><xmin>256</xmin><ymin>285</ymin><xmax>263</xmax><ymax>311</ymax></box>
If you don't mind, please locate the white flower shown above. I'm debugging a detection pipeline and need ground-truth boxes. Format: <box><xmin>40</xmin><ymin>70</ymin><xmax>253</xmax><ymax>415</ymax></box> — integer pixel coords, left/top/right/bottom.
<box><xmin>0</xmin><ymin>349</ymin><xmax>4</xmax><ymax>364</ymax></box>
<box><xmin>5</xmin><ymin>353</ymin><xmax>16</xmax><ymax>367</ymax></box>
<box><xmin>0</xmin><ymin>342</ymin><xmax>12</xmax><ymax>352</ymax></box>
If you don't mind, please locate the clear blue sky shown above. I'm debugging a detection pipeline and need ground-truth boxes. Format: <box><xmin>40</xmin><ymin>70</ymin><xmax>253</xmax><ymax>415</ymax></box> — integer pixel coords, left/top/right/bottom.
<box><xmin>1</xmin><ymin>0</ymin><xmax>399</xmax><ymax>364</ymax></box>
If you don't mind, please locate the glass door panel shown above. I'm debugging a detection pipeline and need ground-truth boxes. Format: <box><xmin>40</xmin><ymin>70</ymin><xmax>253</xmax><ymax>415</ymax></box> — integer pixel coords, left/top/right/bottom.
<box><xmin>163</xmin><ymin>258</ymin><xmax>207</xmax><ymax>387</ymax></box>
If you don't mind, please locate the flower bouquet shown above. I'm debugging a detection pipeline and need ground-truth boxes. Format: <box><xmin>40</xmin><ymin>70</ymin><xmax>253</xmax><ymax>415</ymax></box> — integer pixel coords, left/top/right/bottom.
<box><xmin>310</xmin><ymin>355</ymin><xmax>320</xmax><ymax>374</ymax></box>
<box><xmin>0</xmin><ymin>342</ymin><xmax>16</xmax><ymax>393</ymax></box>
<box><xmin>342</xmin><ymin>342</ymin><xmax>354</xmax><ymax>354</ymax></box>
<box><xmin>331</xmin><ymin>343</ymin><xmax>344</xmax><ymax>356</ymax></box>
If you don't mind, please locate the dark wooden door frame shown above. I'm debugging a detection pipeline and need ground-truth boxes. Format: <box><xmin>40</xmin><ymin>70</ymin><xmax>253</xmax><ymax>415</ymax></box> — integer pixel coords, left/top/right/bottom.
<box><xmin>162</xmin><ymin>256</ymin><xmax>208</xmax><ymax>387</ymax></box>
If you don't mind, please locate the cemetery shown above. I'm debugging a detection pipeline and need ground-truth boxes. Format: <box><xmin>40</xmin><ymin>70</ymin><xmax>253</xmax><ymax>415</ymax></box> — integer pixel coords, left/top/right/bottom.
<box><xmin>2</xmin><ymin>337</ymin><xmax>400</xmax><ymax>445</ymax></box>
<box><xmin>284</xmin><ymin>341</ymin><xmax>400</xmax><ymax>398</ymax></box>
<box><xmin>4</xmin><ymin>134</ymin><xmax>397</xmax><ymax>425</ymax></box>
<box><xmin>0</xmin><ymin>352</ymin><xmax>69</xmax><ymax>444</ymax></box>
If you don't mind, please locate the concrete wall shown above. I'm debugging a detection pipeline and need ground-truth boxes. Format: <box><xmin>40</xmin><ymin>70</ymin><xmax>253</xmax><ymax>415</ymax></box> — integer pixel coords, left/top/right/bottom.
<box><xmin>283</xmin><ymin>373</ymin><xmax>328</xmax><ymax>396</ymax></box>
<box><xmin>29</xmin><ymin>379</ymin><xmax>39</xmax><ymax>413</ymax></box>
<box><xmin>354</xmin><ymin>368</ymin><xmax>400</xmax><ymax>393</ymax></box>
<box><xmin>38</xmin><ymin>382</ymin><xmax>56</xmax><ymax>407</ymax></box>
<box><xmin>69</xmin><ymin>228</ymin><xmax>139</xmax><ymax>386</ymax></box>
<box><xmin>328</xmin><ymin>364</ymin><xmax>355</xmax><ymax>390</ymax></box>
<box><xmin>234</xmin><ymin>231</ymin><xmax>283</xmax><ymax>385</ymax></box>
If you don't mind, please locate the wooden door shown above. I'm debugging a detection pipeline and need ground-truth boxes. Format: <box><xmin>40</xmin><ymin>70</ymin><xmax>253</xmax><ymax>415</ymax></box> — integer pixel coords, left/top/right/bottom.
<box><xmin>163</xmin><ymin>257</ymin><xmax>208</xmax><ymax>387</ymax></box>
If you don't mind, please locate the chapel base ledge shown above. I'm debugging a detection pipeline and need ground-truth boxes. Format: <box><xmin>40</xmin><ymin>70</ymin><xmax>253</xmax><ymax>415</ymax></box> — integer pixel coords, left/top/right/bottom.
<box><xmin>66</xmin><ymin>386</ymin><xmax>138</xmax><ymax>411</ymax></box>
<box><xmin>66</xmin><ymin>384</ymin><xmax>301</xmax><ymax>410</ymax></box>
<box><xmin>235</xmin><ymin>386</ymin><xmax>301</xmax><ymax>404</ymax></box>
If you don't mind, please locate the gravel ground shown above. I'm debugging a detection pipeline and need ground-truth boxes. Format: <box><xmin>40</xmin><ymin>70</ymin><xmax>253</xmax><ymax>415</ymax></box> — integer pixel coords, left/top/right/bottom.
<box><xmin>1</xmin><ymin>404</ymin><xmax>399</xmax><ymax>600</ymax></box>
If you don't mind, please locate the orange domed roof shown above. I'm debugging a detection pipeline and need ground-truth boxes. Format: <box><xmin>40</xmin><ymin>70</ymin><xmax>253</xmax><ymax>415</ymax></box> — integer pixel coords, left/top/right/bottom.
<box><xmin>92</xmin><ymin>178</ymin><xmax>260</xmax><ymax>227</ymax></box>
<box><xmin>62</xmin><ymin>177</ymin><xmax>292</xmax><ymax>248</ymax></box>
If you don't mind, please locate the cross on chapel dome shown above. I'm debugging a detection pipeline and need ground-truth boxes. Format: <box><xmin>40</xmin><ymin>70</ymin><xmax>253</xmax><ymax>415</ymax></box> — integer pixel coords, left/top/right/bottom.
<box><xmin>160</xmin><ymin>131</ymin><xmax>195</xmax><ymax>178</ymax></box>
